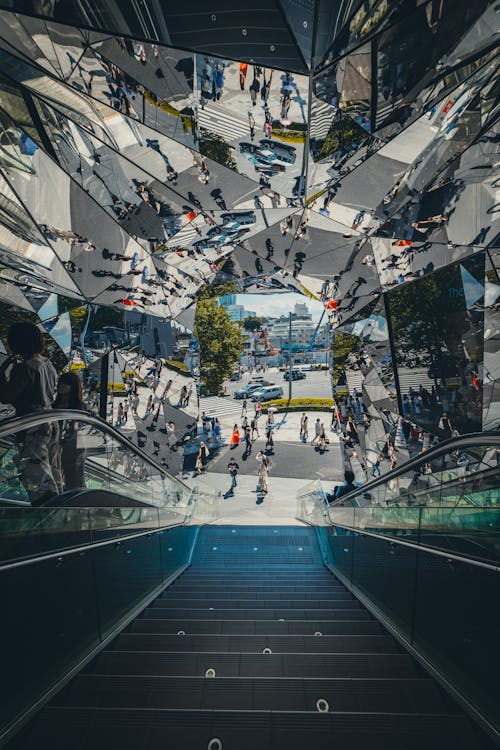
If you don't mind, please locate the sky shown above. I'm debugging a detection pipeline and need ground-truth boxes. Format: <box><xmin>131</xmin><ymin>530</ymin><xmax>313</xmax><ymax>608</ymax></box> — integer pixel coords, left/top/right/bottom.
<box><xmin>235</xmin><ymin>293</ymin><xmax>325</xmax><ymax>323</ymax></box>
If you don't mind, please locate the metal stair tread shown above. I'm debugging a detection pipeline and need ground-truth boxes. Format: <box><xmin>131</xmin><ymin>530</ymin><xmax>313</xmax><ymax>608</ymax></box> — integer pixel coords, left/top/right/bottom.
<box><xmin>8</xmin><ymin>706</ymin><xmax>485</xmax><ymax>750</ymax></box>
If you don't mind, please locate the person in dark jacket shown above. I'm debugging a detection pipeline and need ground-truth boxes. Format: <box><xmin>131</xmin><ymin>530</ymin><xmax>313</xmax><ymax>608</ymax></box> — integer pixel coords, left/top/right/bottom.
<box><xmin>0</xmin><ymin>322</ymin><xmax>62</xmax><ymax>503</ymax></box>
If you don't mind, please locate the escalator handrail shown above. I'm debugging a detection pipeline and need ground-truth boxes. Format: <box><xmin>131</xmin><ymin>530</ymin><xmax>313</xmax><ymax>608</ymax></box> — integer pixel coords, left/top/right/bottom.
<box><xmin>329</xmin><ymin>431</ymin><xmax>500</xmax><ymax>506</ymax></box>
<box><xmin>0</xmin><ymin>409</ymin><xmax>192</xmax><ymax>492</ymax></box>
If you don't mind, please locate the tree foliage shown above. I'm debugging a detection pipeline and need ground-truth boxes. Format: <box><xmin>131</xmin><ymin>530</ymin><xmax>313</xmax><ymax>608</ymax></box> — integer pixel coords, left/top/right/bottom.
<box><xmin>332</xmin><ymin>331</ymin><xmax>358</xmax><ymax>385</ymax></box>
<box><xmin>195</xmin><ymin>297</ymin><xmax>244</xmax><ymax>393</ymax></box>
<box><xmin>197</xmin><ymin>280</ymin><xmax>241</xmax><ymax>300</ymax></box>
<box><xmin>243</xmin><ymin>316</ymin><xmax>262</xmax><ymax>331</ymax></box>
<box><xmin>199</xmin><ymin>132</ymin><xmax>237</xmax><ymax>172</ymax></box>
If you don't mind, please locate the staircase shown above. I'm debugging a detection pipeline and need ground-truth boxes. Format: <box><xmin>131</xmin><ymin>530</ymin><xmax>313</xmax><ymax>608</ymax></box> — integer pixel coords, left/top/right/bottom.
<box><xmin>8</xmin><ymin>526</ymin><xmax>493</xmax><ymax>749</ymax></box>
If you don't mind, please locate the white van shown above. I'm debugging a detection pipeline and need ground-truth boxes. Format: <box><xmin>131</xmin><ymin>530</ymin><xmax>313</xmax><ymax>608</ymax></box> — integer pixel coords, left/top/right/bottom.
<box><xmin>251</xmin><ymin>385</ymin><xmax>284</xmax><ymax>402</ymax></box>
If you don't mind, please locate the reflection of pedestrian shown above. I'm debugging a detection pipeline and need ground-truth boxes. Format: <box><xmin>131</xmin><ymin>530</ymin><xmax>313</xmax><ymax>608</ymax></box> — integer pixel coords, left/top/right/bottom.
<box><xmin>250</xmin><ymin>76</ymin><xmax>260</xmax><ymax>106</ymax></box>
<box><xmin>438</xmin><ymin>412</ymin><xmax>453</xmax><ymax>439</ymax></box>
<box><xmin>239</xmin><ymin>62</ymin><xmax>248</xmax><ymax>91</ymax></box>
<box><xmin>53</xmin><ymin>372</ymin><xmax>86</xmax><ymax>491</ymax></box>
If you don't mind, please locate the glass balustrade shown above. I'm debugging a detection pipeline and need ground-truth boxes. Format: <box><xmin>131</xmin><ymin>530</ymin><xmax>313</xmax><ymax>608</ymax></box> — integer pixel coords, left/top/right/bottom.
<box><xmin>0</xmin><ymin>410</ymin><xmax>220</xmax><ymax>562</ymax></box>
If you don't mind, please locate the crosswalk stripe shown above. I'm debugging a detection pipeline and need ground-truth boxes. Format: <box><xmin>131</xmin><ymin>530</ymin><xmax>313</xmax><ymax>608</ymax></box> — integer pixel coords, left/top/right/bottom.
<box><xmin>197</xmin><ymin>104</ymin><xmax>249</xmax><ymax>141</ymax></box>
<box><xmin>345</xmin><ymin>368</ymin><xmax>437</xmax><ymax>397</ymax></box>
<box><xmin>309</xmin><ymin>100</ymin><xmax>335</xmax><ymax>140</ymax></box>
<box><xmin>200</xmin><ymin>396</ymin><xmax>242</xmax><ymax>418</ymax></box>
<box><xmin>375</xmin><ymin>100</ymin><xmax>394</xmax><ymax>128</ymax></box>
<box><xmin>166</xmin><ymin>224</ymin><xmax>199</xmax><ymax>247</ymax></box>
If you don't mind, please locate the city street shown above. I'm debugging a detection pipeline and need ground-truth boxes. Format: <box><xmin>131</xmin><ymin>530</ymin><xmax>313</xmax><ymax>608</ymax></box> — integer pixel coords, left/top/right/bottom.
<box><xmin>182</xmin><ymin>366</ymin><xmax>341</xmax><ymax>523</ymax></box>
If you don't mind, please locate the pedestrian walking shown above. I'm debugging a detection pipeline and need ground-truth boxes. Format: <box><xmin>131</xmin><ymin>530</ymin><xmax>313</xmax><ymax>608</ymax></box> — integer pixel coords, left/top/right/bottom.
<box><xmin>299</xmin><ymin>412</ymin><xmax>308</xmax><ymax>442</ymax></box>
<box><xmin>227</xmin><ymin>457</ymin><xmax>239</xmax><ymax>493</ymax></box>
<box><xmin>230</xmin><ymin>424</ymin><xmax>240</xmax><ymax>448</ymax></box>
<box><xmin>319</xmin><ymin>423</ymin><xmax>327</xmax><ymax>451</ymax></box>
<box><xmin>195</xmin><ymin>441</ymin><xmax>209</xmax><ymax>474</ymax></box>
<box><xmin>117</xmin><ymin>402</ymin><xmax>126</xmax><ymax>426</ymax></box>
<box><xmin>239</xmin><ymin>62</ymin><xmax>248</xmax><ymax>91</ymax></box>
<box><xmin>371</xmin><ymin>457</ymin><xmax>382</xmax><ymax>477</ymax></box>
<box><xmin>241</xmin><ymin>398</ymin><xmax>247</xmax><ymax>416</ymax></box>
<box><xmin>256</xmin><ymin>452</ymin><xmax>270</xmax><ymax>493</ymax></box>
<box><xmin>347</xmin><ymin>415</ymin><xmax>359</xmax><ymax>444</ymax></box>
<box><xmin>251</xmin><ymin>416</ymin><xmax>259</xmax><ymax>440</ymax></box>
<box><xmin>244</xmin><ymin>425</ymin><xmax>252</xmax><ymax>452</ymax></box>
<box><xmin>311</xmin><ymin>417</ymin><xmax>321</xmax><ymax>444</ymax></box>
<box><xmin>242</xmin><ymin>415</ymin><xmax>249</xmax><ymax>431</ymax></box>
<box><xmin>255</xmin><ymin>400</ymin><xmax>262</xmax><ymax>419</ymax></box>
<box><xmin>265</xmin><ymin>427</ymin><xmax>274</xmax><ymax>452</ymax></box>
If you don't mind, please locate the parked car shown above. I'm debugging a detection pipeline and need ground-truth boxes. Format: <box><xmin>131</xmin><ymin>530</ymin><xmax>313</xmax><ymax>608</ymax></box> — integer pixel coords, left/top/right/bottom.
<box><xmin>230</xmin><ymin>371</ymin><xmax>242</xmax><ymax>381</ymax></box>
<box><xmin>259</xmin><ymin>139</ymin><xmax>297</xmax><ymax>164</ymax></box>
<box><xmin>240</xmin><ymin>142</ymin><xmax>261</xmax><ymax>156</ymax></box>
<box><xmin>253</xmin><ymin>160</ymin><xmax>286</xmax><ymax>174</ymax></box>
<box><xmin>221</xmin><ymin>211</ymin><xmax>256</xmax><ymax>225</ymax></box>
<box><xmin>251</xmin><ymin>385</ymin><xmax>284</xmax><ymax>402</ymax></box>
<box><xmin>249</xmin><ymin>377</ymin><xmax>272</xmax><ymax>386</ymax></box>
<box><xmin>284</xmin><ymin>369</ymin><xmax>306</xmax><ymax>381</ymax></box>
<box><xmin>234</xmin><ymin>383</ymin><xmax>267</xmax><ymax>399</ymax></box>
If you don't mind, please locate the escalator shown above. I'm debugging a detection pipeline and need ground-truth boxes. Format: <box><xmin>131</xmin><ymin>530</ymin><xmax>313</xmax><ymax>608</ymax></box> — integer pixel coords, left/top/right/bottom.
<box><xmin>3</xmin><ymin>526</ymin><xmax>496</xmax><ymax>750</ymax></box>
<box><xmin>0</xmin><ymin>417</ymin><xmax>498</xmax><ymax>748</ymax></box>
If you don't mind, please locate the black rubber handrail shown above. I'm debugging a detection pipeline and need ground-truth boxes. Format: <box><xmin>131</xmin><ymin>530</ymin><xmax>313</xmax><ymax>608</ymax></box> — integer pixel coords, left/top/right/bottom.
<box><xmin>330</xmin><ymin>431</ymin><xmax>500</xmax><ymax>506</ymax></box>
<box><xmin>0</xmin><ymin>409</ymin><xmax>192</xmax><ymax>492</ymax></box>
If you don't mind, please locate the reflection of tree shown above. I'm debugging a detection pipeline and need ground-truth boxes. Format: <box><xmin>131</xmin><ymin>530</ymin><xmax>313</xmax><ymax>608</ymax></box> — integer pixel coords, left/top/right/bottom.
<box><xmin>88</xmin><ymin>306</ymin><xmax>124</xmax><ymax>331</ymax></box>
<box><xmin>314</xmin><ymin>112</ymin><xmax>367</xmax><ymax>161</ymax></box>
<box><xmin>333</xmin><ymin>332</ymin><xmax>358</xmax><ymax>385</ymax></box>
<box><xmin>387</xmin><ymin>267</ymin><xmax>466</xmax><ymax>378</ymax></box>
<box><xmin>199</xmin><ymin>132</ymin><xmax>237</xmax><ymax>171</ymax></box>
<box><xmin>197</xmin><ymin>280</ymin><xmax>240</xmax><ymax>300</ymax></box>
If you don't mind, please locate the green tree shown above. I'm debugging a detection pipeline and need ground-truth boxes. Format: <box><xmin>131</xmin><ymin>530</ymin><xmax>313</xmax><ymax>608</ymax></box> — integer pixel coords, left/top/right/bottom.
<box><xmin>68</xmin><ymin>305</ymin><xmax>88</xmax><ymax>338</ymax></box>
<box><xmin>243</xmin><ymin>316</ymin><xmax>262</xmax><ymax>332</ymax></box>
<box><xmin>195</xmin><ymin>297</ymin><xmax>244</xmax><ymax>394</ymax></box>
<box><xmin>198</xmin><ymin>280</ymin><xmax>241</xmax><ymax>300</ymax></box>
<box><xmin>199</xmin><ymin>132</ymin><xmax>237</xmax><ymax>171</ymax></box>
<box><xmin>332</xmin><ymin>331</ymin><xmax>359</xmax><ymax>385</ymax></box>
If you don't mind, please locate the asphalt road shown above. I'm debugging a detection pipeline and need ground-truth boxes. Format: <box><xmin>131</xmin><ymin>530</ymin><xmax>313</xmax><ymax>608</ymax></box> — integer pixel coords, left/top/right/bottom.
<box><xmin>205</xmin><ymin>432</ymin><xmax>343</xmax><ymax>483</ymax></box>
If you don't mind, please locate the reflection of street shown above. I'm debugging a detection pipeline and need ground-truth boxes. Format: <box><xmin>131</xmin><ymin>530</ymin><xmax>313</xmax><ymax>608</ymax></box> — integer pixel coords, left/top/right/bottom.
<box><xmin>194</xmin><ymin>58</ymin><xmax>307</xmax><ymax>199</ymax></box>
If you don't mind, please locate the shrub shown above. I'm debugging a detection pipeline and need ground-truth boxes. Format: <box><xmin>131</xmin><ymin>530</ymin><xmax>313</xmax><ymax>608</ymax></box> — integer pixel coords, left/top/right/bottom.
<box><xmin>271</xmin><ymin>128</ymin><xmax>306</xmax><ymax>144</ymax></box>
<box><xmin>166</xmin><ymin>359</ymin><xmax>189</xmax><ymax>373</ymax></box>
<box><xmin>261</xmin><ymin>397</ymin><xmax>334</xmax><ymax>413</ymax></box>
